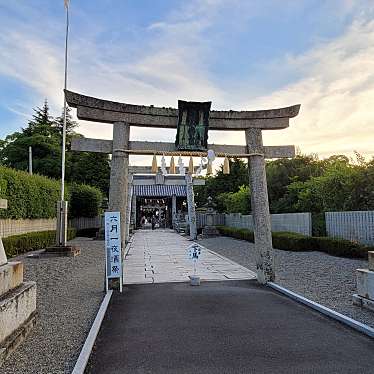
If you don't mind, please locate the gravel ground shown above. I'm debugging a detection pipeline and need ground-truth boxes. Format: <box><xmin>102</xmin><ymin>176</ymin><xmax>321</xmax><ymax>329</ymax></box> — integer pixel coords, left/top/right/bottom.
<box><xmin>198</xmin><ymin>236</ymin><xmax>374</xmax><ymax>329</ymax></box>
<box><xmin>2</xmin><ymin>238</ymin><xmax>105</xmax><ymax>374</ymax></box>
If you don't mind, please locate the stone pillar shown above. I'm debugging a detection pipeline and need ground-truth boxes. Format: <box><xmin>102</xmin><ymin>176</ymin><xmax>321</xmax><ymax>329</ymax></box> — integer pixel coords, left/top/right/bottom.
<box><xmin>125</xmin><ymin>176</ymin><xmax>133</xmax><ymax>243</ymax></box>
<box><xmin>185</xmin><ymin>175</ymin><xmax>197</xmax><ymax>240</ymax></box>
<box><xmin>172</xmin><ymin>194</ymin><xmax>177</xmax><ymax>229</ymax></box>
<box><xmin>0</xmin><ymin>199</ymin><xmax>8</xmax><ymax>266</ymax></box>
<box><xmin>245</xmin><ymin>128</ymin><xmax>274</xmax><ymax>284</ymax></box>
<box><xmin>109</xmin><ymin>122</ymin><xmax>130</xmax><ymax>247</ymax></box>
<box><xmin>56</xmin><ymin>201</ymin><xmax>68</xmax><ymax>247</ymax></box>
<box><xmin>132</xmin><ymin>194</ymin><xmax>137</xmax><ymax>229</ymax></box>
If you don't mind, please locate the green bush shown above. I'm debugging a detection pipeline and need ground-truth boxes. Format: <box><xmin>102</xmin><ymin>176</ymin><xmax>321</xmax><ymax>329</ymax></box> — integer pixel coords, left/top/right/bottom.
<box><xmin>0</xmin><ymin>165</ymin><xmax>61</xmax><ymax>219</ymax></box>
<box><xmin>69</xmin><ymin>183</ymin><xmax>103</xmax><ymax>218</ymax></box>
<box><xmin>216</xmin><ymin>225</ymin><xmax>372</xmax><ymax>259</ymax></box>
<box><xmin>312</xmin><ymin>213</ymin><xmax>326</xmax><ymax>236</ymax></box>
<box><xmin>3</xmin><ymin>228</ymin><xmax>76</xmax><ymax>258</ymax></box>
<box><xmin>0</xmin><ymin>166</ymin><xmax>102</xmax><ymax>219</ymax></box>
<box><xmin>216</xmin><ymin>226</ymin><xmax>254</xmax><ymax>242</ymax></box>
<box><xmin>312</xmin><ymin>236</ymin><xmax>370</xmax><ymax>259</ymax></box>
<box><xmin>271</xmin><ymin>231</ymin><xmax>315</xmax><ymax>251</ymax></box>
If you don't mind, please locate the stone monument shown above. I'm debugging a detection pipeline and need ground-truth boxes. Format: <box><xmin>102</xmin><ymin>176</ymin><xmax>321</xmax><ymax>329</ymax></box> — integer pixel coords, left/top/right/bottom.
<box><xmin>0</xmin><ymin>199</ymin><xmax>37</xmax><ymax>366</ymax></box>
<box><xmin>353</xmin><ymin>251</ymin><xmax>374</xmax><ymax>312</ymax></box>
<box><xmin>201</xmin><ymin>196</ymin><xmax>219</xmax><ymax>238</ymax></box>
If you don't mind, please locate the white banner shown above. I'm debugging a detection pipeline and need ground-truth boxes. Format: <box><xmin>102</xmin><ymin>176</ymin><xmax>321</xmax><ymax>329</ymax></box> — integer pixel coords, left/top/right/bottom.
<box><xmin>105</xmin><ymin>212</ymin><xmax>122</xmax><ymax>283</ymax></box>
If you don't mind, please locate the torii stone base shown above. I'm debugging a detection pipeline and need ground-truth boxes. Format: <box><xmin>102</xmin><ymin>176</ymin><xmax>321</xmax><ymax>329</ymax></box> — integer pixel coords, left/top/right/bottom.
<box><xmin>353</xmin><ymin>251</ymin><xmax>374</xmax><ymax>312</ymax></box>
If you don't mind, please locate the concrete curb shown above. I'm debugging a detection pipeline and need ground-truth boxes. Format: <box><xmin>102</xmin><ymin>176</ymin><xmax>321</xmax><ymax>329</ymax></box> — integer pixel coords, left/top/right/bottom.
<box><xmin>71</xmin><ymin>290</ymin><xmax>113</xmax><ymax>374</ymax></box>
<box><xmin>268</xmin><ymin>282</ymin><xmax>374</xmax><ymax>339</ymax></box>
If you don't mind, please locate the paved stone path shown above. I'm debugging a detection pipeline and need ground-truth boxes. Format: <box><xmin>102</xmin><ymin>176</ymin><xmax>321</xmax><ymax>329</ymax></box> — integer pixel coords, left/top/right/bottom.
<box><xmin>123</xmin><ymin>230</ymin><xmax>256</xmax><ymax>284</ymax></box>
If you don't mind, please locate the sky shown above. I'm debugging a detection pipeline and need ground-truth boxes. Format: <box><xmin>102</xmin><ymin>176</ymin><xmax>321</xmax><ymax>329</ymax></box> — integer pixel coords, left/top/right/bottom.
<box><xmin>1</xmin><ymin>0</ymin><xmax>374</xmax><ymax>165</ymax></box>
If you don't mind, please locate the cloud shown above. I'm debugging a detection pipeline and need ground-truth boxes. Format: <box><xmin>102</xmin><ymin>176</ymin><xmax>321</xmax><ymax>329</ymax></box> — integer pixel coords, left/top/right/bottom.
<box><xmin>244</xmin><ymin>18</ymin><xmax>374</xmax><ymax>159</ymax></box>
<box><xmin>1</xmin><ymin>1</ymin><xmax>374</xmax><ymax>163</ymax></box>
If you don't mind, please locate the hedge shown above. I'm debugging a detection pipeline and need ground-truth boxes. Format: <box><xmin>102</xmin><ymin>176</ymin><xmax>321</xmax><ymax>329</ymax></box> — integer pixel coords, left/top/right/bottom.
<box><xmin>3</xmin><ymin>228</ymin><xmax>77</xmax><ymax>258</ymax></box>
<box><xmin>216</xmin><ymin>225</ymin><xmax>373</xmax><ymax>259</ymax></box>
<box><xmin>0</xmin><ymin>166</ymin><xmax>102</xmax><ymax>219</ymax></box>
<box><xmin>69</xmin><ymin>183</ymin><xmax>102</xmax><ymax>218</ymax></box>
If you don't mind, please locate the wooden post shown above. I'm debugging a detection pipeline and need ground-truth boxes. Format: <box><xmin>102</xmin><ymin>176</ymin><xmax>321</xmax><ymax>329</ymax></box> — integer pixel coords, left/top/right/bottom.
<box><xmin>245</xmin><ymin>128</ymin><xmax>274</xmax><ymax>283</ymax></box>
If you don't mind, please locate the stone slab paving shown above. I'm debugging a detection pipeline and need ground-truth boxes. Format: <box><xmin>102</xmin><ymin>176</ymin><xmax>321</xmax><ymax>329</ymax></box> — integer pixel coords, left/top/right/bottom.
<box><xmin>123</xmin><ymin>230</ymin><xmax>256</xmax><ymax>284</ymax></box>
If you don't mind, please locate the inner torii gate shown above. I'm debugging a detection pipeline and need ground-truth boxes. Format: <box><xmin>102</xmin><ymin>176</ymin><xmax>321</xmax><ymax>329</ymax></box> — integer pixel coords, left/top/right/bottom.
<box><xmin>66</xmin><ymin>90</ymin><xmax>300</xmax><ymax>283</ymax></box>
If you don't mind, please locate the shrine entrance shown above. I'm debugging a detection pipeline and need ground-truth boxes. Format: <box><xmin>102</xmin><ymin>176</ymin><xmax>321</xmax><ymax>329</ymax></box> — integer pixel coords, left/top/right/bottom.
<box><xmin>129</xmin><ymin>171</ymin><xmax>204</xmax><ymax>231</ymax></box>
<box><xmin>137</xmin><ymin>197</ymin><xmax>171</xmax><ymax>229</ymax></box>
<box><xmin>67</xmin><ymin>90</ymin><xmax>300</xmax><ymax>284</ymax></box>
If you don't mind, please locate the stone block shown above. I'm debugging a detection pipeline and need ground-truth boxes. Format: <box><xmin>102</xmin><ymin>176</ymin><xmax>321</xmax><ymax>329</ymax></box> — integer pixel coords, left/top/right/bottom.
<box><xmin>352</xmin><ymin>294</ymin><xmax>374</xmax><ymax>312</ymax></box>
<box><xmin>42</xmin><ymin>245</ymin><xmax>80</xmax><ymax>257</ymax></box>
<box><xmin>0</xmin><ymin>262</ymin><xmax>23</xmax><ymax>296</ymax></box>
<box><xmin>0</xmin><ymin>282</ymin><xmax>37</xmax><ymax>344</ymax></box>
<box><xmin>356</xmin><ymin>268</ymin><xmax>374</xmax><ymax>300</ymax></box>
<box><xmin>0</xmin><ymin>239</ymin><xmax>7</xmax><ymax>267</ymax></box>
<box><xmin>368</xmin><ymin>251</ymin><xmax>374</xmax><ymax>271</ymax></box>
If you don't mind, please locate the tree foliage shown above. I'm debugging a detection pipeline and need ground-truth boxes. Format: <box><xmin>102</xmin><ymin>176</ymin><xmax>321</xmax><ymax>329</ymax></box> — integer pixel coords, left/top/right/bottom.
<box><xmin>0</xmin><ymin>166</ymin><xmax>102</xmax><ymax>219</ymax></box>
<box><xmin>0</xmin><ymin>100</ymin><xmax>110</xmax><ymax>195</ymax></box>
<box><xmin>196</xmin><ymin>153</ymin><xmax>374</xmax><ymax>215</ymax></box>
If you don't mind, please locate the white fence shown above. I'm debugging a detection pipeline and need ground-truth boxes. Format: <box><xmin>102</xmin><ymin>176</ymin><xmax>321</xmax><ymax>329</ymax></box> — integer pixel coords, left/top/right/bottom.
<box><xmin>69</xmin><ymin>216</ymin><xmax>102</xmax><ymax>231</ymax></box>
<box><xmin>325</xmin><ymin>211</ymin><xmax>374</xmax><ymax>245</ymax></box>
<box><xmin>196</xmin><ymin>213</ymin><xmax>225</xmax><ymax>228</ymax></box>
<box><xmin>196</xmin><ymin>212</ymin><xmax>312</xmax><ymax>236</ymax></box>
<box><xmin>224</xmin><ymin>212</ymin><xmax>312</xmax><ymax>236</ymax></box>
<box><xmin>0</xmin><ymin>216</ymin><xmax>101</xmax><ymax>238</ymax></box>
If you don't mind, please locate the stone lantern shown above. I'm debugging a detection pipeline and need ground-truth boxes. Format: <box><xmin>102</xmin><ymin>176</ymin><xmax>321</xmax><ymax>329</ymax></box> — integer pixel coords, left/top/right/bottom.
<box><xmin>202</xmin><ymin>196</ymin><xmax>219</xmax><ymax>238</ymax></box>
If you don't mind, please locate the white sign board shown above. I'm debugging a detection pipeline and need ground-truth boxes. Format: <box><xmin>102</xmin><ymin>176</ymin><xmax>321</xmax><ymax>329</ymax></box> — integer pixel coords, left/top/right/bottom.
<box><xmin>0</xmin><ymin>199</ymin><xmax>7</xmax><ymax>210</ymax></box>
<box><xmin>187</xmin><ymin>243</ymin><xmax>202</xmax><ymax>261</ymax></box>
<box><xmin>105</xmin><ymin>212</ymin><xmax>122</xmax><ymax>292</ymax></box>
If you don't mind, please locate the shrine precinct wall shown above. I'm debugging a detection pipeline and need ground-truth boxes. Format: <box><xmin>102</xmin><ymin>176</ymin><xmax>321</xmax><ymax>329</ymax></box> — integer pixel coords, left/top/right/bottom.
<box><xmin>326</xmin><ymin>211</ymin><xmax>374</xmax><ymax>245</ymax></box>
<box><xmin>224</xmin><ymin>212</ymin><xmax>312</xmax><ymax>236</ymax></box>
<box><xmin>0</xmin><ymin>217</ymin><xmax>101</xmax><ymax>238</ymax></box>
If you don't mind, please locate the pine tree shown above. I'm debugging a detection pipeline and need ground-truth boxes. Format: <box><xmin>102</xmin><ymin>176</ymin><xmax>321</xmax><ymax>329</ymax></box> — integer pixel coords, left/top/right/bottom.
<box><xmin>54</xmin><ymin>106</ymin><xmax>78</xmax><ymax>136</ymax></box>
<box><xmin>23</xmin><ymin>99</ymin><xmax>55</xmax><ymax>137</ymax></box>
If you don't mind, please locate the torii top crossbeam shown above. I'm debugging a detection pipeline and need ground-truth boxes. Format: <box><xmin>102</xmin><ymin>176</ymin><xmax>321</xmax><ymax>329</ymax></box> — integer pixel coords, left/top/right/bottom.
<box><xmin>65</xmin><ymin>90</ymin><xmax>300</xmax><ymax>130</ymax></box>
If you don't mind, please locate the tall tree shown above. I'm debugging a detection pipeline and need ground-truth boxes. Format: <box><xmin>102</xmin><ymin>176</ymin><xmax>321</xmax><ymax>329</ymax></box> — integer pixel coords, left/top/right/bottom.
<box><xmin>0</xmin><ymin>100</ymin><xmax>111</xmax><ymax>195</ymax></box>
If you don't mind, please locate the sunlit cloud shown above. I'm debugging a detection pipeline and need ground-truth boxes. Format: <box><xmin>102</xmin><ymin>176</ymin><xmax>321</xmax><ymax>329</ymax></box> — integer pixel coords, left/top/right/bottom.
<box><xmin>1</xmin><ymin>1</ymin><xmax>374</xmax><ymax>163</ymax></box>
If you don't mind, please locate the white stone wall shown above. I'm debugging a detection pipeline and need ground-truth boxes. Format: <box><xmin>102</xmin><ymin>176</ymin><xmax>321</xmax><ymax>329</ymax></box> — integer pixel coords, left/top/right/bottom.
<box><xmin>0</xmin><ymin>218</ymin><xmax>57</xmax><ymax>238</ymax></box>
<box><xmin>0</xmin><ymin>216</ymin><xmax>102</xmax><ymax>238</ymax></box>
<box><xmin>326</xmin><ymin>211</ymin><xmax>374</xmax><ymax>245</ymax></box>
<box><xmin>224</xmin><ymin>212</ymin><xmax>312</xmax><ymax>236</ymax></box>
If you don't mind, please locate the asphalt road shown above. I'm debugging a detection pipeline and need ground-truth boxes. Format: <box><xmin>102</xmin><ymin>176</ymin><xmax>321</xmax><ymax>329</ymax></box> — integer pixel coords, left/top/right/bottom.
<box><xmin>88</xmin><ymin>280</ymin><xmax>374</xmax><ymax>374</ymax></box>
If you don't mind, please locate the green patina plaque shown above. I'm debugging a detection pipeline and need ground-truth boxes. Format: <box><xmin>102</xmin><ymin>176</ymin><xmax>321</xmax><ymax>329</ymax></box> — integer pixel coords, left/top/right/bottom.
<box><xmin>175</xmin><ymin>100</ymin><xmax>211</xmax><ymax>151</ymax></box>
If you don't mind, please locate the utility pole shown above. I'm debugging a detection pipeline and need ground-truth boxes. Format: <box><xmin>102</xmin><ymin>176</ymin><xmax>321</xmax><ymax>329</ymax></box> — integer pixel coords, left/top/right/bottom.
<box><xmin>57</xmin><ymin>0</ymin><xmax>70</xmax><ymax>247</ymax></box>
<box><xmin>28</xmin><ymin>146</ymin><xmax>33</xmax><ymax>175</ymax></box>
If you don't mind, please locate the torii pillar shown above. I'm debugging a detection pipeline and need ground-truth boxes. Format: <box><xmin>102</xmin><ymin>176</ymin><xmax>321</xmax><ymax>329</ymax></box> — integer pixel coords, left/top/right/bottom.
<box><xmin>246</xmin><ymin>128</ymin><xmax>274</xmax><ymax>283</ymax></box>
<box><xmin>109</xmin><ymin>122</ymin><xmax>130</xmax><ymax>247</ymax></box>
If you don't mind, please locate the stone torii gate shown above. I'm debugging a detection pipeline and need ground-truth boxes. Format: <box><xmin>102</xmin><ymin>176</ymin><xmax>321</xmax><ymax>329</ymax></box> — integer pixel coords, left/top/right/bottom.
<box><xmin>66</xmin><ymin>90</ymin><xmax>300</xmax><ymax>283</ymax></box>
